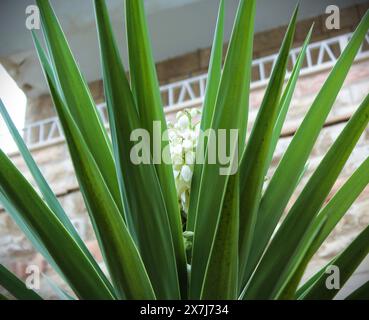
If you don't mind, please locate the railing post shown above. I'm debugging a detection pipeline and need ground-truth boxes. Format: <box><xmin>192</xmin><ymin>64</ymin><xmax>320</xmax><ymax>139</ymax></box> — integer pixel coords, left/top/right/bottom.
<box><xmin>39</xmin><ymin>123</ymin><xmax>44</xmax><ymax>145</ymax></box>
<box><xmin>25</xmin><ymin>126</ymin><xmax>32</xmax><ymax>145</ymax></box>
<box><xmin>338</xmin><ymin>34</ymin><xmax>349</xmax><ymax>54</ymax></box>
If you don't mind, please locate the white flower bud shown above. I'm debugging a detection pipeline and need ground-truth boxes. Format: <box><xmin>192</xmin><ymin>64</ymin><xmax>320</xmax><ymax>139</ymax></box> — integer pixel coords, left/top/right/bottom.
<box><xmin>181</xmin><ymin>165</ymin><xmax>193</xmax><ymax>182</ymax></box>
<box><xmin>168</xmin><ymin>129</ymin><xmax>177</xmax><ymax>141</ymax></box>
<box><xmin>173</xmin><ymin>169</ymin><xmax>180</xmax><ymax>179</ymax></box>
<box><xmin>171</xmin><ymin>144</ymin><xmax>183</xmax><ymax>155</ymax></box>
<box><xmin>169</xmin><ymin>108</ymin><xmax>201</xmax><ymax>214</ymax></box>
<box><xmin>172</xmin><ymin>153</ymin><xmax>183</xmax><ymax>166</ymax></box>
<box><xmin>184</xmin><ymin>151</ymin><xmax>195</xmax><ymax>165</ymax></box>
<box><xmin>182</xmin><ymin>129</ymin><xmax>192</xmax><ymax>140</ymax></box>
<box><xmin>182</xmin><ymin>139</ymin><xmax>193</xmax><ymax>151</ymax></box>
<box><xmin>176</xmin><ymin>111</ymin><xmax>184</xmax><ymax>119</ymax></box>
<box><xmin>178</xmin><ymin>115</ymin><xmax>190</xmax><ymax>129</ymax></box>
<box><xmin>190</xmin><ymin>108</ymin><xmax>198</xmax><ymax>118</ymax></box>
<box><xmin>180</xmin><ymin>191</ymin><xmax>187</xmax><ymax>203</ymax></box>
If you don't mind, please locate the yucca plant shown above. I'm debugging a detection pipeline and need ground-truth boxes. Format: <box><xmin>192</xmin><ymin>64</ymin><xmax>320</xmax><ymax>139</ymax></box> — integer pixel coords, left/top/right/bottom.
<box><xmin>0</xmin><ymin>0</ymin><xmax>369</xmax><ymax>300</ymax></box>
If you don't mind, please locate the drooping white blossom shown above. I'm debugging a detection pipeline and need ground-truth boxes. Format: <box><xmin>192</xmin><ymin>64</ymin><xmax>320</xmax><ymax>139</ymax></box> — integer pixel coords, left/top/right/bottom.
<box><xmin>181</xmin><ymin>165</ymin><xmax>193</xmax><ymax>182</ymax></box>
<box><xmin>168</xmin><ymin>108</ymin><xmax>201</xmax><ymax>216</ymax></box>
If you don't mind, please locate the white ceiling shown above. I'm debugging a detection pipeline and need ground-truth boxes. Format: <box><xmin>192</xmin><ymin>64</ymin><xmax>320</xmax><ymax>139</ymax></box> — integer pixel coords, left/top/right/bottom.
<box><xmin>0</xmin><ymin>0</ymin><xmax>367</xmax><ymax>96</ymax></box>
<box><xmin>0</xmin><ymin>0</ymin><xmax>206</xmax><ymax>57</ymax></box>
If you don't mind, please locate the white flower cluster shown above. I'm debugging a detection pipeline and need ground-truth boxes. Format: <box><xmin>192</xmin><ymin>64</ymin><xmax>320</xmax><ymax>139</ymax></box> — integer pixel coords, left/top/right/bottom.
<box><xmin>168</xmin><ymin>108</ymin><xmax>201</xmax><ymax>215</ymax></box>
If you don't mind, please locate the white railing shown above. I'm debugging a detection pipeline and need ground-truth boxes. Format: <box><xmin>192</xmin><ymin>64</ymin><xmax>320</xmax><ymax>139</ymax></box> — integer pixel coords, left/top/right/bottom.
<box><xmin>2</xmin><ymin>31</ymin><xmax>369</xmax><ymax>152</ymax></box>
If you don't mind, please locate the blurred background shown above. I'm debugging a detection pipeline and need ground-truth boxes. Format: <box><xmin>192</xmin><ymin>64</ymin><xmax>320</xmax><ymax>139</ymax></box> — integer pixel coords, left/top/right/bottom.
<box><xmin>0</xmin><ymin>0</ymin><xmax>368</xmax><ymax>299</ymax></box>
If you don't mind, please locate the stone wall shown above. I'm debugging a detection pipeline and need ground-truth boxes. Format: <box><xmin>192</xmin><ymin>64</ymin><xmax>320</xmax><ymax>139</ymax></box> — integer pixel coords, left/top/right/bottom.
<box><xmin>1</xmin><ymin>3</ymin><xmax>369</xmax><ymax>299</ymax></box>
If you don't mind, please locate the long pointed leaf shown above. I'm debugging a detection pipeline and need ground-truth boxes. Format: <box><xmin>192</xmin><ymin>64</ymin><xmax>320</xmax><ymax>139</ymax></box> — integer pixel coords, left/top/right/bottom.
<box><xmin>125</xmin><ymin>0</ymin><xmax>187</xmax><ymax>297</ymax></box>
<box><xmin>42</xmin><ymin>273</ymin><xmax>75</xmax><ymax>300</ymax></box>
<box><xmin>201</xmin><ymin>173</ymin><xmax>239</xmax><ymax>300</ymax></box>
<box><xmin>242</xmin><ymin>26</ymin><xmax>314</xmax><ymax>285</ymax></box>
<box><xmin>253</xmin><ymin>12</ymin><xmax>369</xmax><ymax>290</ymax></box>
<box><xmin>94</xmin><ymin>0</ymin><xmax>180</xmax><ymax>299</ymax></box>
<box><xmin>0</xmin><ymin>100</ymin><xmax>73</xmax><ymax>236</ymax></box>
<box><xmin>0</xmin><ymin>151</ymin><xmax>115</xmax><ymax>299</ymax></box>
<box><xmin>0</xmin><ymin>98</ymin><xmax>112</xmax><ymax>293</ymax></box>
<box><xmin>0</xmin><ymin>293</ymin><xmax>8</xmax><ymax>300</ymax></box>
<box><xmin>35</xmin><ymin>0</ymin><xmax>124</xmax><ymax>217</ymax></box>
<box><xmin>243</xmin><ymin>92</ymin><xmax>369</xmax><ymax>299</ymax></box>
<box><xmin>187</xmin><ymin>0</ymin><xmax>225</xmax><ymax>231</ymax></box>
<box><xmin>279</xmin><ymin>155</ymin><xmax>369</xmax><ymax>298</ymax></box>
<box><xmin>345</xmin><ymin>281</ymin><xmax>369</xmax><ymax>300</ymax></box>
<box><xmin>302</xmin><ymin>224</ymin><xmax>369</xmax><ymax>300</ymax></box>
<box><xmin>238</xmin><ymin>6</ymin><xmax>298</xmax><ymax>285</ymax></box>
<box><xmin>0</xmin><ymin>264</ymin><xmax>42</xmax><ymax>300</ymax></box>
<box><xmin>190</xmin><ymin>0</ymin><xmax>256</xmax><ymax>299</ymax></box>
<box><xmin>43</xmin><ymin>59</ymin><xmax>156</xmax><ymax>300</ymax></box>
<box><xmin>0</xmin><ymin>189</ymin><xmax>70</xmax><ymax>286</ymax></box>
<box><xmin>265</xmin><ymin>25</ymin><xmax>313</xmax><ymax>171</ymax></box>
